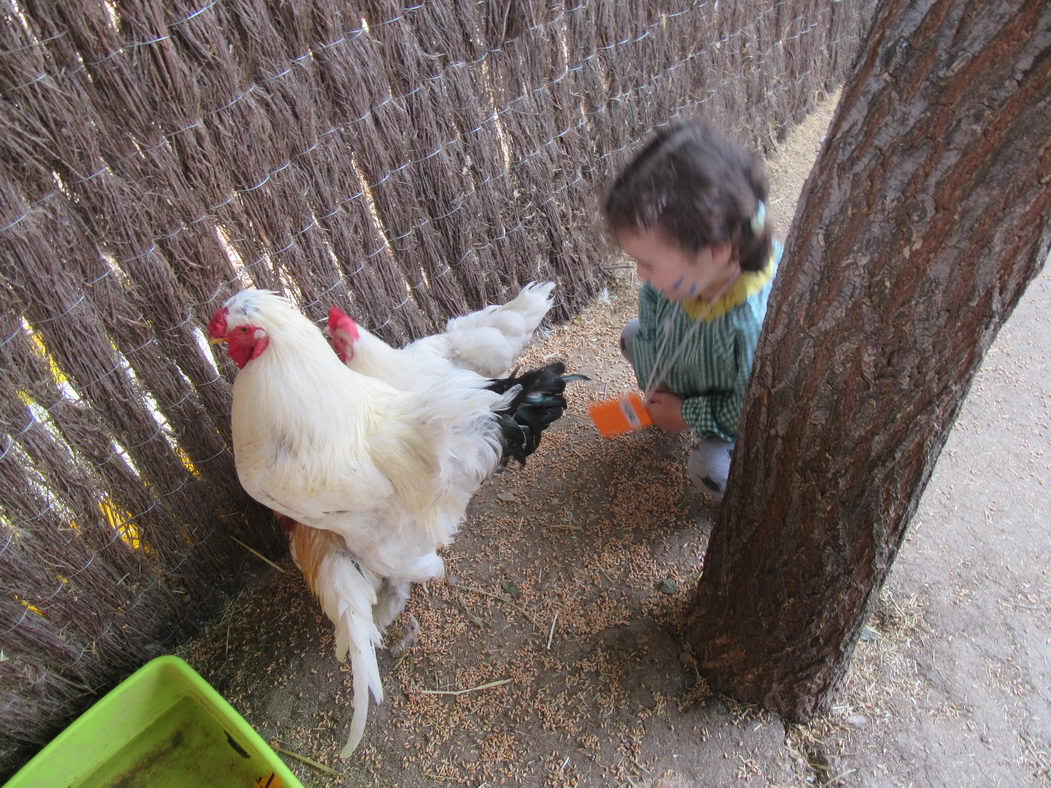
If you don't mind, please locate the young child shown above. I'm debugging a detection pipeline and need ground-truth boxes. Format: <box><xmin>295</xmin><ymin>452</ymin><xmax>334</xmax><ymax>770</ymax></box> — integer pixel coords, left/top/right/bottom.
<box><xmin>604</xmin><ymin>119</ymin><xmax>780</xmax><ymax>502</ymax></box>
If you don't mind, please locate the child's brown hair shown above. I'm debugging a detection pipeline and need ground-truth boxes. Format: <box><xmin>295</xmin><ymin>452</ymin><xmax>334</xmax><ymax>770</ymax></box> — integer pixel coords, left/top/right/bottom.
<box><xmin>604</xmin><ymin>119</ymin><xmax>772</xmax><ymax>273</ymax></box>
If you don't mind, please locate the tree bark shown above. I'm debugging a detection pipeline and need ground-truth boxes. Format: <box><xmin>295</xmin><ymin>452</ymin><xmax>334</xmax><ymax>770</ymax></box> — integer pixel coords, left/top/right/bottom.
<box><xmin>686</xmin><ymin>0</ymin><xmax>1050</xmax><ymax>720</ymax></box>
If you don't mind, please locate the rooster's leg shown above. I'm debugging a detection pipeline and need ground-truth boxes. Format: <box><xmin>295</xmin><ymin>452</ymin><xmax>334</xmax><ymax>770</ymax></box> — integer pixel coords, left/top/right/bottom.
<box><xmin>373</xmin><ymin>578</ymin><xmax>411</xmax><ymax>631</ymax></box>
<box><xmin>388</xmin><ymin>613</ymin><xmax>420</xmax><ymax>658</ymax></box>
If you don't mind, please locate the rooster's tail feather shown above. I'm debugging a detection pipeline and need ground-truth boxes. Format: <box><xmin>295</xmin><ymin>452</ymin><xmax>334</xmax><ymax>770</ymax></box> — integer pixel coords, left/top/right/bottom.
<box><xmin>331</xmin><ymin>563</ymin><xmax>383</xmax><ymax>758</ymax></box>
<box><xmin>342</xmin><ymin>636</ymin><xmax>379</xmax><ymax>758</ymax></box>
<box><xmin>489</xmin><ymin>362</ymin><xmax>588</xmax><ymax>465</ymax></box>
<box><xmin>285</xmin><ymin>520</ymin><xmax>384</xmax><ymax>758</ymax></box>
<box><xmin>444</xmin><ymin>281</ymin><xmax>556</xmax><ymax>376</ymax></box>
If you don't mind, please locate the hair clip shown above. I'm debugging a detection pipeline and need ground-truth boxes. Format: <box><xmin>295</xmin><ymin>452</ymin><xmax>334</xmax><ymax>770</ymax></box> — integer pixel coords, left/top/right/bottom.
<box><xmin>750</xmin><ymin>200</ymin><xmax>767</xmax><ymax>235</ymax></box>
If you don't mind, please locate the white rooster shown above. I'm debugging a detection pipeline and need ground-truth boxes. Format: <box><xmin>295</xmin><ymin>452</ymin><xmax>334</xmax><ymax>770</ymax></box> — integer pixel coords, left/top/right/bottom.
<box><xmin>329</xmin><ymin>281</ymin><xmax>556</xmax><ymax>387</ymax></box>
<box><xmin>208</xmin><ymin>289</ymin><xmax>579</xmax><ymax>757</ymax></box>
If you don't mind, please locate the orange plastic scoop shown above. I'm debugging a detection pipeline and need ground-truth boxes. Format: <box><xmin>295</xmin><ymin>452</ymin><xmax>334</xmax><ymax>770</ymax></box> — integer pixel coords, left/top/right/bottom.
<box><xmin>588</xmin><ymin>393</ymin><xmax>653</xmax><ymax>437</ymax></box>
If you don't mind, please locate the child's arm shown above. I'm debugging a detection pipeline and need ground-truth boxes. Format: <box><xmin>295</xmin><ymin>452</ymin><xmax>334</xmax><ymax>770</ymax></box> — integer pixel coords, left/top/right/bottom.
<box><xmin>680</xmin><ymin>324</ymin><xmax>759</xmax><ymax>441</ymax></box>
<box><xmin>628</xmin><ymin>283</ymin><xmax>665</xmax><ymax>392</ymax></box>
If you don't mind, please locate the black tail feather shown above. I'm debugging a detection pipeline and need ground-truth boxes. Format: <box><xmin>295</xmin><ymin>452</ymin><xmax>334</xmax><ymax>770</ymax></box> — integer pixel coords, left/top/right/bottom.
<box><xmin>488</xmin><ymin>362</ymin><xmax>588</xmax><ymax>466</ymax></box>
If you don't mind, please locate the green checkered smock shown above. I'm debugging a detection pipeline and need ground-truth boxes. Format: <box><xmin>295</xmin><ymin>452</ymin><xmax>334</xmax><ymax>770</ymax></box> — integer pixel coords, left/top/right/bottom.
<box><xmin>630</xmin><ymin>243</ymin><xmax>781</xmax><ymax>441</ymax></box>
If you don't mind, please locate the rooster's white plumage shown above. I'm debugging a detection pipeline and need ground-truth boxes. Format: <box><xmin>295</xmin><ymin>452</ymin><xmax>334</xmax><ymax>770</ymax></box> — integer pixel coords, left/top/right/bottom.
<box><xmin>330</xmin><ymin>281</ymin><xmax>555</xmax><ymax>387</ymax></box>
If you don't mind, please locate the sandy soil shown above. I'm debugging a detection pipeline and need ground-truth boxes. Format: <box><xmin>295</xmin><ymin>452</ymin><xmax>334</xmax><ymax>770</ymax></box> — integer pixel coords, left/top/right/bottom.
<box><xmin>181</xmin><ymin>93</ymin><xmax>1051</xmax><ymax>787</ymax></box>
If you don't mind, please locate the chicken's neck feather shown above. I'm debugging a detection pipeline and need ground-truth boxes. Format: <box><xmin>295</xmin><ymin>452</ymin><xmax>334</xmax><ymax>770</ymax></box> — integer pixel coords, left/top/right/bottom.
<box><xmin>231</xmin><ymin>312</ymin><xmax>394</xmax><ymax>449</ymax></box>
<box><xmin>350</xmin><ymin>327</ymin><xmax>403</xmax><ymax>378</ymax></box>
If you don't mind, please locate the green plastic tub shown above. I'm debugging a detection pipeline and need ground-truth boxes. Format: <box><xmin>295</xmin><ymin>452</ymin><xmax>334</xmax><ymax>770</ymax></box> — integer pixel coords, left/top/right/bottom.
<box><xmin>7</xmin><ymin>655</ymin><xmax>304</xmax><ymax>787</ymax></box>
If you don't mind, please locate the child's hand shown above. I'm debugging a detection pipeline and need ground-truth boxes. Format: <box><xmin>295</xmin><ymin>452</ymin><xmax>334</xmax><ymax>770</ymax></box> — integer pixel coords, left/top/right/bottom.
<box><xmin>645</xmin><ymin>388</ymin><xmax>689</xmax><ymax>432</ymax></box>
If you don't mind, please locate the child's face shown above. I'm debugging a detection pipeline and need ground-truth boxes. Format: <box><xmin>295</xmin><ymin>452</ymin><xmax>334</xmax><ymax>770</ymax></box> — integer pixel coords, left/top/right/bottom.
<box><xmin>616</xmin><ymin>227</ymin><xmax>735</xmax><ymax>301</ymax></box>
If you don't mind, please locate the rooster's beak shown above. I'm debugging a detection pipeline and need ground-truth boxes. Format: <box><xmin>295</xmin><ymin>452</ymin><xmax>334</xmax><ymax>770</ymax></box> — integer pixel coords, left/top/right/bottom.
<box><xmin>209</xmin><ymin>336</ymin><xmax>227</xmax><ymax>345</ymax></box>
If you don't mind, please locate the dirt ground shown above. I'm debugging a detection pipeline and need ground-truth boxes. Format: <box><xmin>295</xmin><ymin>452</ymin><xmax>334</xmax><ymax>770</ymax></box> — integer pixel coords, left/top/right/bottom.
<box><xmin>181</xmin><ymin>94</ymin><xmax>1051</xmax><ymax>787</ymax></box>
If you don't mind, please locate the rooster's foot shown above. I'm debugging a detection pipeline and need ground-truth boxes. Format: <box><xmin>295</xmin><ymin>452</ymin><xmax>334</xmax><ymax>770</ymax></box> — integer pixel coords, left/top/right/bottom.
<box><xmin>389</xmin><ymin>613</ymin><xmax>420</xmax><ymax>658</ymax></box>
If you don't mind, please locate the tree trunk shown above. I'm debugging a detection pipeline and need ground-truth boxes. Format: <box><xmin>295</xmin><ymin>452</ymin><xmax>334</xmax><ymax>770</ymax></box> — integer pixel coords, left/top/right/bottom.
<box><xmin>685</xmin><ymin>0</ymin><xmax>1050</xmax><ymax>720</ymax></box>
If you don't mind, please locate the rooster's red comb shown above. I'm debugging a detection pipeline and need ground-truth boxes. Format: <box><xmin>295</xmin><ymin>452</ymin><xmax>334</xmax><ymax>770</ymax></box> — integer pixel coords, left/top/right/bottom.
<box><xmin>327</xmin><ymin>305</ymin><xmax>359</xmax><ymax>341</ymax></box>
<box><xmin>207</xmin><ymin>307</ymin><xmax>229</xmax><ymax>339</ymax></box>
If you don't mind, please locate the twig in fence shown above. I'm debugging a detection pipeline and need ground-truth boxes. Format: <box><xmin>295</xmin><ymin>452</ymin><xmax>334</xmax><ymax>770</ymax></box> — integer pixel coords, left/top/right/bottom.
<box><xmin>412</xmin><ymin>678</ymin><xmax>512</xmax><ymax>696</ymax></box>
<box><xmin>271</xmin><ymin>741</ymin><xmax>341</xmax><ymax>777</ymax></box>
<box><xmin>229</xmin><ymin>536</ymin><xmax>286</xmax><ymax>574</ymax></box>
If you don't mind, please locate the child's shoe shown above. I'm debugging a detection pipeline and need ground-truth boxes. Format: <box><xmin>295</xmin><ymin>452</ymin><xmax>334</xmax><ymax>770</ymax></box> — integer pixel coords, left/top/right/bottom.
<box><xmin>687</xmin><ymin>438</ymin><xmax>734</xmax><ymax>503</ymax></box>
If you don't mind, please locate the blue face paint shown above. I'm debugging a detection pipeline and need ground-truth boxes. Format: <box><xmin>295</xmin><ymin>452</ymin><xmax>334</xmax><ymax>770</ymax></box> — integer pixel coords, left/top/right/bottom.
<box><xmin>673</xmin><ymin>276</ymin><xmax>684</xmax><ymax>291</ymax></box>
<box><xmin>688</xmin><ymin>283</ymin><xmax>697</xmax><ymax>296</ymax></box>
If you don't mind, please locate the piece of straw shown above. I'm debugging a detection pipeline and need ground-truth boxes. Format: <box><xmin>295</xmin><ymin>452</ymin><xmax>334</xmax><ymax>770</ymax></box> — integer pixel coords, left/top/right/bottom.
<box><xmin>229</xmin><ymin>536</ymin><xmax>286</xmax><ymax>574</ymax></box>
<box><xmin>412</xmin><ymin>678</ymin><xmax>512</xmax><ymax>696</ymax></box>
<box><xmin>458</xmin><ymin>584</ymin><xmax>541</xmax><ymax>629</ymax></box>
<box><xmin>271</xmin><ymin>742</ymin><xmax>341</xmax><ymax>777</ymax></box>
